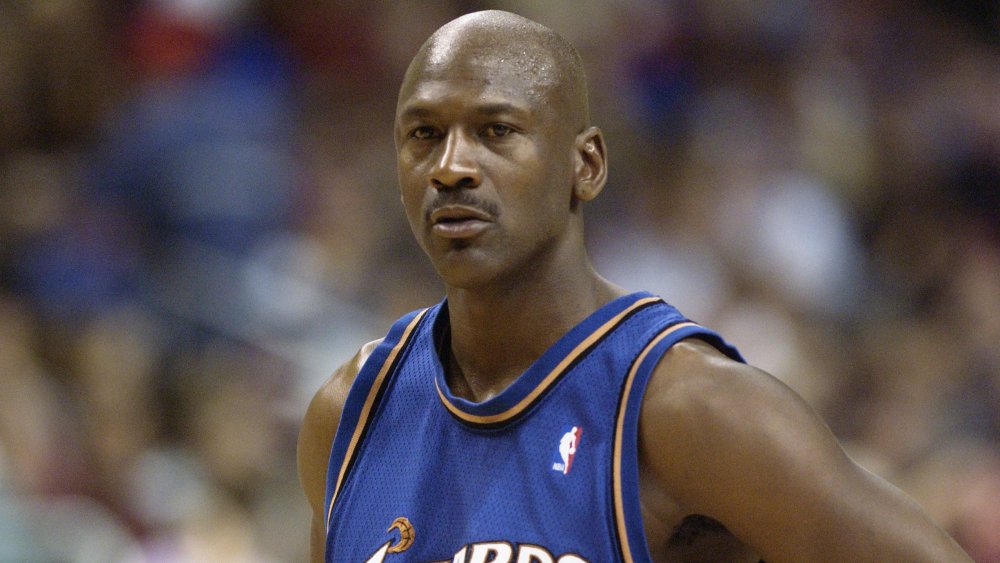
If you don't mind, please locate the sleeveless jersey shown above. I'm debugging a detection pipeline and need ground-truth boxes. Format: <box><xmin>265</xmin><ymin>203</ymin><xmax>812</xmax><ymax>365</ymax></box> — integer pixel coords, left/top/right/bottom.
<box><xmin>324</xmin><ymin>292</ymin><xmax>742</xmax><ymax>563</ymax></box>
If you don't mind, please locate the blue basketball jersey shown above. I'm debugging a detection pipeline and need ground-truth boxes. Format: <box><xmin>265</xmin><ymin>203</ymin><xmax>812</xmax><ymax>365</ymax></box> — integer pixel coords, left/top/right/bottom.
<box><xmin>324</xmin><ymin>292</ymin><xmax>742</xmax><ymax>562</ymax></box>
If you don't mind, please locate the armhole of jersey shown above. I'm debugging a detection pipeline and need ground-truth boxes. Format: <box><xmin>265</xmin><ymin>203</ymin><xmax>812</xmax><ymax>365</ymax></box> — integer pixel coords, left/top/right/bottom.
<box><xmin>612</xmin><ymin>322</ymin><xmax>744</xmax><ymax>563</ymax></box>
<box><xmin>324</xmin><ymin>307</ymin><xmax>430</xmax><ymax>532</ymax></box>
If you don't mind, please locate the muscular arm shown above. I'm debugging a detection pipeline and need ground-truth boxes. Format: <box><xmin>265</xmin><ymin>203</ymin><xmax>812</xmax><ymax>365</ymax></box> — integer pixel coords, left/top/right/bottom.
<box><xmin>640</xmin><ymin>339</ymin><xmax>971</xmax><ymax>562</ymax></box>
<box><xmin>297</xmin><ymin>340</ymin><xmax>381</xmax><ymax>563</ymax></box>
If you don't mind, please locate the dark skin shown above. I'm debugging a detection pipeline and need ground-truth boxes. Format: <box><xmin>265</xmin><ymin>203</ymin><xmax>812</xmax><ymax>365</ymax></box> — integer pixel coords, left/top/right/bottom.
<box><xmin>298</xmin><ymin>10</ymin><xmax>973</xmax><ymax>563</ymax></box>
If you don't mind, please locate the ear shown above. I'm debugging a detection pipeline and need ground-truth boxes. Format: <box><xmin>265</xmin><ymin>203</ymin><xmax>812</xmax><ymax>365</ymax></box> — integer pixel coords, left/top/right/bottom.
<box><xmin>572</xmin><ymin>126</ymin><xmax>607</xmax><ymax>202</ymax></box>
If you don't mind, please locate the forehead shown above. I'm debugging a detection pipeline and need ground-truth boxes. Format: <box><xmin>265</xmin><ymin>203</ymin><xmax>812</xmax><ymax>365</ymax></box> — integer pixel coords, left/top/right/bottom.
<box><xmin>398</xmin><ymin>77</ymin><xmax>544</xmax><ymax>124</ymax></box>
<box><xmin>426</xmin><ymin>34</ymin><xmax>561</xmax><ymax>88</ymax></box>
<box><xmin>397</xmin><ymin>37</ymin><xmax>563</xmax><ymax>121</ymax></box>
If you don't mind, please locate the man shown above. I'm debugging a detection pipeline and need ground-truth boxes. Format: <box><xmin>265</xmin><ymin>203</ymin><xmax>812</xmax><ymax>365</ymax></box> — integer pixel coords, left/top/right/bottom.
<box><xmin>298</xmin><ymin>10</ymin><xmax>971</xmax><ymax>562</ymax></box>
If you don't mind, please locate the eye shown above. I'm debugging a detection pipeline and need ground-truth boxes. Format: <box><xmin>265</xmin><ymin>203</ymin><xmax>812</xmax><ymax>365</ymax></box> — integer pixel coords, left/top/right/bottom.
<box><xmin>482</xmin><ymin>123</ymin><xmax>514</xmax><ymax>138</ymax></box>
<box><xmin>408</xmin><ymin>126</ymin><xmax>438</xmax><ymax>140</ymax></box>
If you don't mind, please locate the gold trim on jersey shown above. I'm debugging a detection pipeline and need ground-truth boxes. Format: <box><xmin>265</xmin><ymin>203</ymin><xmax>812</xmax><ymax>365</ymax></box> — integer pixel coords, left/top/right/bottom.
<box><xmin>435</xmin><ymin>296</ymin><xmax>662</xmax><ymax>426</ymax></box>
<box><xmin>326</xmin><ymin>309</ymin><xmax>429</xmax><ymax>530</ymax></box>
<box><xmin>613</xmin><ymin>321</ymin><xmax>698</xmax><ymax>563</ymax></box>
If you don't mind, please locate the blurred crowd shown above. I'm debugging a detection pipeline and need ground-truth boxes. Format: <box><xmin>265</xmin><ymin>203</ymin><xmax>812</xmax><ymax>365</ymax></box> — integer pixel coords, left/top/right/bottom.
<box><xmin>0</xmin><ymin>1</ymin><xmax>997</xmax><ymax>561</ymax></box>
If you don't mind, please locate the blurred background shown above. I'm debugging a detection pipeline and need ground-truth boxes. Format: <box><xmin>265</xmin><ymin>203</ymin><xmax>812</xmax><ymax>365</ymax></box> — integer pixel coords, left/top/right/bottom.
<box><xmin>0</xmin><ymin>0</ymin><xmax>997</xmax><ymax>561</ymax></box>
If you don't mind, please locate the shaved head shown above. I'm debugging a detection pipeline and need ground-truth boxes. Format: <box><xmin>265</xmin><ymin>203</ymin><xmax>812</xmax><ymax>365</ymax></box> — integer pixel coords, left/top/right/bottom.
<box><xmin>393</xmin><ymin>9</ymin><xmax>610</xmax><ymax>295</ymax></box>
<box><xmin>398</xmin><ymin>10</ymin><xmax>590</xmax><ymax>132</ymax></box>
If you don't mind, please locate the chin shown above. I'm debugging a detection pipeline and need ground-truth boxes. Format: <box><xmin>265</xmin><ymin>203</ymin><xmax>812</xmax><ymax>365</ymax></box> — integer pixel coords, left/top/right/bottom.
<box><xmin>431</xmin><ymin>249</ymin><xmax>504</xmax><ymax>290</ymax></box>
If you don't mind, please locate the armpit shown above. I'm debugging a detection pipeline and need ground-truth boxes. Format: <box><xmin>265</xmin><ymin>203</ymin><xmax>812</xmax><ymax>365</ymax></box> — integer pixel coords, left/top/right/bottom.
<box><xmin>665</xmin><ymin>514</ymin><xmax>761</xmax><ymax>562</ymax></box>
<box><xmin>669</xmin><ymin>515</ymin><xmax>729</xmax><ymax>546</ymax></box>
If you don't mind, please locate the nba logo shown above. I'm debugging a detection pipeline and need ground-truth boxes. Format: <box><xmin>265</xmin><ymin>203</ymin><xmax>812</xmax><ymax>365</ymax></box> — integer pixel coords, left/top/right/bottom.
<box><xmin>551</xmin><ymin>426</ymin><xmax>583</xmax><ymax>475</ymax></box>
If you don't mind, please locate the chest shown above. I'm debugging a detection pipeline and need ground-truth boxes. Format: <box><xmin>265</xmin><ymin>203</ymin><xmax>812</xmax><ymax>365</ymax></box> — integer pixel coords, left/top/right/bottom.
<box><xmin>323</xmin><ymin>296</ymin><xmax>711</xmax><ymax>562</ymax></box>
<box><xmin>327</xmin><ymin>348</ymin><xmax>627</xmax><ymax>562</ymax></box>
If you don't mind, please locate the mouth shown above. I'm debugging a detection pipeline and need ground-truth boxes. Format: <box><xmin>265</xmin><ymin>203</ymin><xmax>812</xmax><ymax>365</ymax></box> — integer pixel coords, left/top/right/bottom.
<box><xmin>429</xmin><ymin>205</ymin><xmax>493</xmax><ymax>239</ymax></box>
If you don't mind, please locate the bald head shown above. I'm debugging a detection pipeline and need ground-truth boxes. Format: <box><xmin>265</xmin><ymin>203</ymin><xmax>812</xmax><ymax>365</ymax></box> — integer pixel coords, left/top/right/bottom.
<box><xmin>398</xmin><ymin>10</ymin><xmax>590</xmax><ymax>131</ymax></box>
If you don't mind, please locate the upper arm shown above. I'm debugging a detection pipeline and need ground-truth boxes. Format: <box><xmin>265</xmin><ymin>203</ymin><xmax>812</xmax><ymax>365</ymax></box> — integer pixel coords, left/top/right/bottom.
<box><xmin>296</xmin><ymin>339</ymin><xmax>381</xmax><ymax>563</ymax></box>
<box><xmin>640</xmin><ymin>338</ymin><xmax>971</xmax><ymax>563</ymax></box>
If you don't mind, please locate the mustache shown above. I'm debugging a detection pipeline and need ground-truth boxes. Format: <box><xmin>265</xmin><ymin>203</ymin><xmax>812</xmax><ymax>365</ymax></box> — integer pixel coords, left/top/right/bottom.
<box><xmin>424</xmin><ymin>191</ymin><xmax>500</xmax><ymax>222</ymax></box>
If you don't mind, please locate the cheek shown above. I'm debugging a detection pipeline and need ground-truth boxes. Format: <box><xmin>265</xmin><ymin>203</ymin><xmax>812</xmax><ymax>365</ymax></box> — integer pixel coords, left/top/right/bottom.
<box><xmin>397</xmin><ymin>185</ymin><xmax>426</xmax><ymax>246</ymax></box>
<box><xmin>503</xmin><ymin>184</ymin><xmax>568</xmax><ymax>240</ymax></box>
<box><xmin>400</xmin><ymin>191</ymin><xmax>425</xmax><ymax>238</ymax></box>
<box><xmin>398</xmin><ymin>161</ymin><xmax>424</xmax><ymax>213</ymax></box>
<box><xmin>527</xmin><ymin>159</ymin><xmax>574</xmax><ymax>215</ymax></box>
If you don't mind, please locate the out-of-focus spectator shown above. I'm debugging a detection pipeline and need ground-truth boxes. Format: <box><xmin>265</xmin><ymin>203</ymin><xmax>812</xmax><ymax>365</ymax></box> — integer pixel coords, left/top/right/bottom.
<box><xmin>0</xmin><ymin>1</ymin><xmax>997</xmax><ymax>561</ymax></box>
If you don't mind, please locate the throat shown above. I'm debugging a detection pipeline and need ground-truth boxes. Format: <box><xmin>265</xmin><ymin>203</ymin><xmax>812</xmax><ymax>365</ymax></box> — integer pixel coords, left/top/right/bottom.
<box><xmin>443</xmin><ymin>344</ymin><xmax>523</xmax><ymax>403</ymax></box>
<box><xmin>433</xmin><ymin>301</ymin><xmax>539</xmax><ymax>403</ymax></box>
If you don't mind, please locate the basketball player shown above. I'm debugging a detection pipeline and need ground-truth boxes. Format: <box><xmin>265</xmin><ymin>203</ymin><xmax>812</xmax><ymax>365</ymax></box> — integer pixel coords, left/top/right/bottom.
<box><xmin>298</xmin><ymin>10</ymin><xmax>972</xmax><ymax>562</ymax></box>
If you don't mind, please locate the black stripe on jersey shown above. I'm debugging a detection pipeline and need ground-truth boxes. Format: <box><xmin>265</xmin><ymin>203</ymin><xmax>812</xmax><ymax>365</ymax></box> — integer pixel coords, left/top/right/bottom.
<box><xmin>442</xmin><ymin>298</ymin><xmax>661</xmax><ymax>431</ymax></box>
<box><xmin>328</xmin><ymin>310</ymin><xmax>431</xmax><ymax>526</ymax></box>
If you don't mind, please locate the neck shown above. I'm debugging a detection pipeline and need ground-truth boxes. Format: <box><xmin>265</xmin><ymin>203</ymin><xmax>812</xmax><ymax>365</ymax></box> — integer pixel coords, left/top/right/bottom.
<box><xmin>442</xmin><ymin>256</ymin><xmax>626</xmax><ymax>402</ymax></box>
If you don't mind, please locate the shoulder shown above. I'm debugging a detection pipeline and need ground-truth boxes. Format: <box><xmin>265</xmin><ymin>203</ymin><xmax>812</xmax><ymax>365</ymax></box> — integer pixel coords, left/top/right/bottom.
<box><xmin>640</xmin><ymin>337</ymin><xmax>781</xmax><ymax>431</ymax></box>
<box><xmin>641</xmin><ymin>337</ymin><xmax>803</xmax><ymax>424</ymax></box>
<box><xmin>637</xmin><ymin>337</ymin><xmax>974</xmax><ymax>561</ymax></box>
<box><xmin>297</xmin><ymin>339</ymin><xmax>382</xmax><ymax>513</ymax></box>
<box><xmin>638</xmin><ymin>336</ymin><xmax>852</xmax><ymax>515</ymax></box>
<box><xmin>310</xmin><ymin>338</ymin><xmax>381</xmax><ymax>419</ymax></box>
<box><xmin>306</xmin><ymin>338</ymin><xmax>382</xmax><ymax>432</ymax></box>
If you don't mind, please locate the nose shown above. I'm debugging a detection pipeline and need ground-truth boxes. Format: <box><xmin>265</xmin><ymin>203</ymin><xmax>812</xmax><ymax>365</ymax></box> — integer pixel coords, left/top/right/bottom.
<box><xmin>429</xmin><ymin>129</ymin><xmax>481</xmax><ymax>190</ymax></box>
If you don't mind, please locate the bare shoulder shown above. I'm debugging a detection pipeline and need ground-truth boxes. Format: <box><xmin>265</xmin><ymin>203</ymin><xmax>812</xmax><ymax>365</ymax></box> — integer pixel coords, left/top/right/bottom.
<box><xmin>297</xmin><ymin>339</ymin><xmax>382</xmax><ymax>561</ymax></box>
<box><xmin>641</xmin><ymin>337</ymin><xmax>819</xmax><ymax>437</ymax></box>
<box><xmin>306</xmin><ymin>338</ymin><xmax>382</xmax><ymax>427</ymax></box>
<box><xmin>638</xmin><ymin>337</ymin><xmax>972</xmax><ymax>561</ymax></box>
<box><xmin>297</xmin><ymin>339</ymin><xmax>382</xmax><ymax>513</ymax></box>
<box><xmin>637</xmin><ymin>337</ymin><xmax>841</xmax><ymax>518</ymax></box>
<box><xmin>639</xmin><ymin>338</ymin><xmax>812</xmax><ymax>451</ymax></box>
